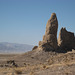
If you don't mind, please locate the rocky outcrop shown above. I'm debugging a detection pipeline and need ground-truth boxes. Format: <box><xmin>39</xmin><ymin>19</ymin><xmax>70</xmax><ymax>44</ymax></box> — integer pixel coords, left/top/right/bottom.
<box><xmin>58</xmin><ymin>27</ymin><xmax>75</xmax><ymax>50</ymax></box>
<box><xmin>39</xmin><ymin>13</ymin><xmax>58</xmax><ymax>51</ymax></box>
<box><xmin>32</xmin><ymin>13</ymin><xmax>75</xmax><ymax>52</ymax></box>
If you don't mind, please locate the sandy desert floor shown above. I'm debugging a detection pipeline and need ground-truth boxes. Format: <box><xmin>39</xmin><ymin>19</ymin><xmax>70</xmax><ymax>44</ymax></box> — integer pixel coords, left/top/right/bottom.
<box><xmin>0</xmin><ymin>49</ymin><xmax>75</xmax><ymax>75</ymax></box>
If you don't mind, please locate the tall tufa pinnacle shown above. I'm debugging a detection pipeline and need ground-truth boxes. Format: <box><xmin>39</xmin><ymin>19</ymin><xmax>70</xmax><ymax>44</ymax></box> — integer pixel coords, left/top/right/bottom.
<box><xmin>39</xmin><ymin>13</ymin><xmax>58</xmax><ymax>51</ymax></box>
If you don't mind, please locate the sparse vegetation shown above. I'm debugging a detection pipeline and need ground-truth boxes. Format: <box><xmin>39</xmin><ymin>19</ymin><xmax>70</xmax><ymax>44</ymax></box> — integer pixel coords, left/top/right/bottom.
<box><xmin>30</xmin><ymin>71</ymin><xmax>35</xmax><ymax>75</ymax></box>
<box><xmin>14</xmin><ymin>69</ymin><xmax>22</xmax><ymax>74</ymax></box>
<box><xmin>0</xmin><ymin>48</ymin><xmax>75</xmax><ymax>75</ymax></box>
<box><xmin>43</xmin><ymin>65</ymin><xmax>46</xmax><ymax>69</ymax></box>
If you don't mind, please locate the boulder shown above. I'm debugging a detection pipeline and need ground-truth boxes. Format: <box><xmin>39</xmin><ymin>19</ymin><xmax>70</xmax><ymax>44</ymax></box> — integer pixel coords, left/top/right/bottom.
<box><xmin>32</xmin><ymin>46</ymin><xmax>38</xmax><ymax>50</ymax></box>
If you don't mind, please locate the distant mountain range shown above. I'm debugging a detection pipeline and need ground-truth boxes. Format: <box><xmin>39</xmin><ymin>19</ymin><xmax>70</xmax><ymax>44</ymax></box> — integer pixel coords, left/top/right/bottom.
<box><xmin>0</xmin><ymin>42</ymin><xmax>34</xmax><ymax>53</ymax></box>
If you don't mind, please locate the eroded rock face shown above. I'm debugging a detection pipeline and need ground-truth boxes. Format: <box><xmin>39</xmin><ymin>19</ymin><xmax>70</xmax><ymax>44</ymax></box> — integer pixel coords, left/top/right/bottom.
<box><xmin>39</xmin><ymin>13</ymin><xmax>58</xmax><ymax>51</ymax></box>
<box><xmin>58</xmin><ymin>27</ymin><xmax>75</xmax><ymax>50</ymax></box>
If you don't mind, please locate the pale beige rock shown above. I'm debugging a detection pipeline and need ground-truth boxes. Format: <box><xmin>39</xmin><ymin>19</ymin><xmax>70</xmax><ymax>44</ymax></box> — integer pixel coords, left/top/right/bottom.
<box><xmin>39</xmin><ymin>13</ymin><xmax>58</xmax><ymax>51</ymax></box>
<box><xmin>45</xmin><ymin>13</ymin><xmax>58</xmax><ymax>36</ymax></box>
<box><xmin>58</xmin><ymin>27</ymin><xmax>75</xmax><ymax>50</ymax></box>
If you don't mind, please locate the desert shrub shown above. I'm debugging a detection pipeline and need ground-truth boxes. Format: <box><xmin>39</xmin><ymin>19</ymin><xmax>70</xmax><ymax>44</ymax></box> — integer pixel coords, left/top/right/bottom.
<box><xmin>15</xmin><ymin>69</ymin><xmax>22</xmax><ymax>74</ymax></box>
<box><xmin>30</xmin><ymin>71</ymin><xmax>35</xmax><ymax>75</ymax></box>
<box><xmin>43</xmin><ymin>65</ymin><xmax>46</xmax><ymax>69</ymax></box>
<box><xmin>24</xmin><ymin>63</ymin><xmax>26</xmax><ymax>65</ymax></box>
<box><xmin>0</xmin><ymin>64</ymin><xmax>3</xmax><ymax>67</ymax></box>
<box><xmin>65</xmin><ymin>72</ymin><xmax>69</xmax><ymax>75</ymax></box>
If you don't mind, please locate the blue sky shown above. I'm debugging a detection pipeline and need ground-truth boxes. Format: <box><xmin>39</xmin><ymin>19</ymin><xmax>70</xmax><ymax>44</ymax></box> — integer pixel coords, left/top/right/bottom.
<box><xmin>0</xmin><ymin>0</ymin><xmax>75</xmax><ymax>45</ymax></box>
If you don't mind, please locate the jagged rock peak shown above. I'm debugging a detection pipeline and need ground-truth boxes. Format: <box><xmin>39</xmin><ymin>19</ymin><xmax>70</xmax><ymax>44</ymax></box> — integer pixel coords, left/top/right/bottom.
<box><xmin>58</xmin><ymin>27</ymin><xmax>75</xmax><ymax>50</ymax></box>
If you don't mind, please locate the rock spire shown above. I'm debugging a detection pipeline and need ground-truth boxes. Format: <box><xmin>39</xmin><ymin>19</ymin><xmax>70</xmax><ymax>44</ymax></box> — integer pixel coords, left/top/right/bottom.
<box><xmin>39</xmin><ymin>13</ymin><xmax>58</xmax><ymax>51</ymax></box>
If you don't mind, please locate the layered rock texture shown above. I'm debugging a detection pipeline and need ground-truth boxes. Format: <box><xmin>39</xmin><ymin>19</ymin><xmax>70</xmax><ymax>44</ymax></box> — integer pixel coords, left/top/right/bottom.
<box><xmin>39</xmin><ymin>13</ymin><xmax>58</xmax><ymax>51</ymax></box>
<box><xmin>33</xmin><ymin>13</ymin><xmax>75</xmax><ymax>52</ymax></box>
<box><xmin>58</xmin><ymin>27</ymin><xmax>75</xmax><ymax>50</ymax></box>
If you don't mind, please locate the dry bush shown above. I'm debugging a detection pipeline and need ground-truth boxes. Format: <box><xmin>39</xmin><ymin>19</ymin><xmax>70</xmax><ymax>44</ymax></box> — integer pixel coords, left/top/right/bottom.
<box><xmin>65</xmin><ymin>72</ymin><xmax>69</xmax><ymax>75</ymax></box>
<box><xmin>30</xmin><ymin>71</ymin><xmax>35</xmax><ymax>75</ymax></box>
<box><xmin>42</xmin><ymin>65</ymin><xmax>49</xmax><ymax>69</ymax></box>
<box><xmin>43</xmin><ymin>65</ymin><xmax>46</xmax><ymax>69</ymax></box>
<box><xmin>48</xmin><ymin>58</ymin><xmax>53</xmax><ymax>65</ymax></box>
<box><xmin>14</xmin><ymin>69</ymin><xmax>22</xmax><ymax>74</ymax></box>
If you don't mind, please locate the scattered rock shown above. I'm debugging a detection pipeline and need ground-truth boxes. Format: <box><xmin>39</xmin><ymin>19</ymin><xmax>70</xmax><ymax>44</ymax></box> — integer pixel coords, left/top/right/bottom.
<box><xmin>7</xmin><ymin>60</ymin><xmax>15</xmax><ymax>64</ymax></box>
<box><xmin>7</xmin><ymin>60</ymin><xmax>18</xmax><ymax>67</ymax></box>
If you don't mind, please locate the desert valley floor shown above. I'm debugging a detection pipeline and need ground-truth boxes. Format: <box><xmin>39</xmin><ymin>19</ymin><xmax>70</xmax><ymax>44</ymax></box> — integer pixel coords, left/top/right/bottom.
<box><xmin>0</xmin><ymin>49</ymin><xmax>75</xmax><ymax>75</ymax></box>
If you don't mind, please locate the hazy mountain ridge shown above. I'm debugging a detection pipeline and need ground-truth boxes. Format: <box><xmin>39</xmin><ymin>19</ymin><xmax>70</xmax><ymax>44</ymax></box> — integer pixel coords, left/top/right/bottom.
<box><xmin>0</xmin><ymin>42</ymin><xmax>33</xmax><ymax>53</ymax></box>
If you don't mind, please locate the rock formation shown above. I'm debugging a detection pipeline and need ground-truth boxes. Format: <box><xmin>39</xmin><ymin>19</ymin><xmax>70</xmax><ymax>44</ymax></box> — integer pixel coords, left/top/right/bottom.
<box><xmin>58</xmin><ymin>27</ymin><xmax>75</xmax><ymax>50</ymax></box>
<box><xmin>39</xmin><ymin>13</ymin><xmax>58</xmax><ymax>51</ymax></box>
<box><xmin>32</xmin><ymin>13</ymin><xmax>75</xmax><ymax>52</ymax></box>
